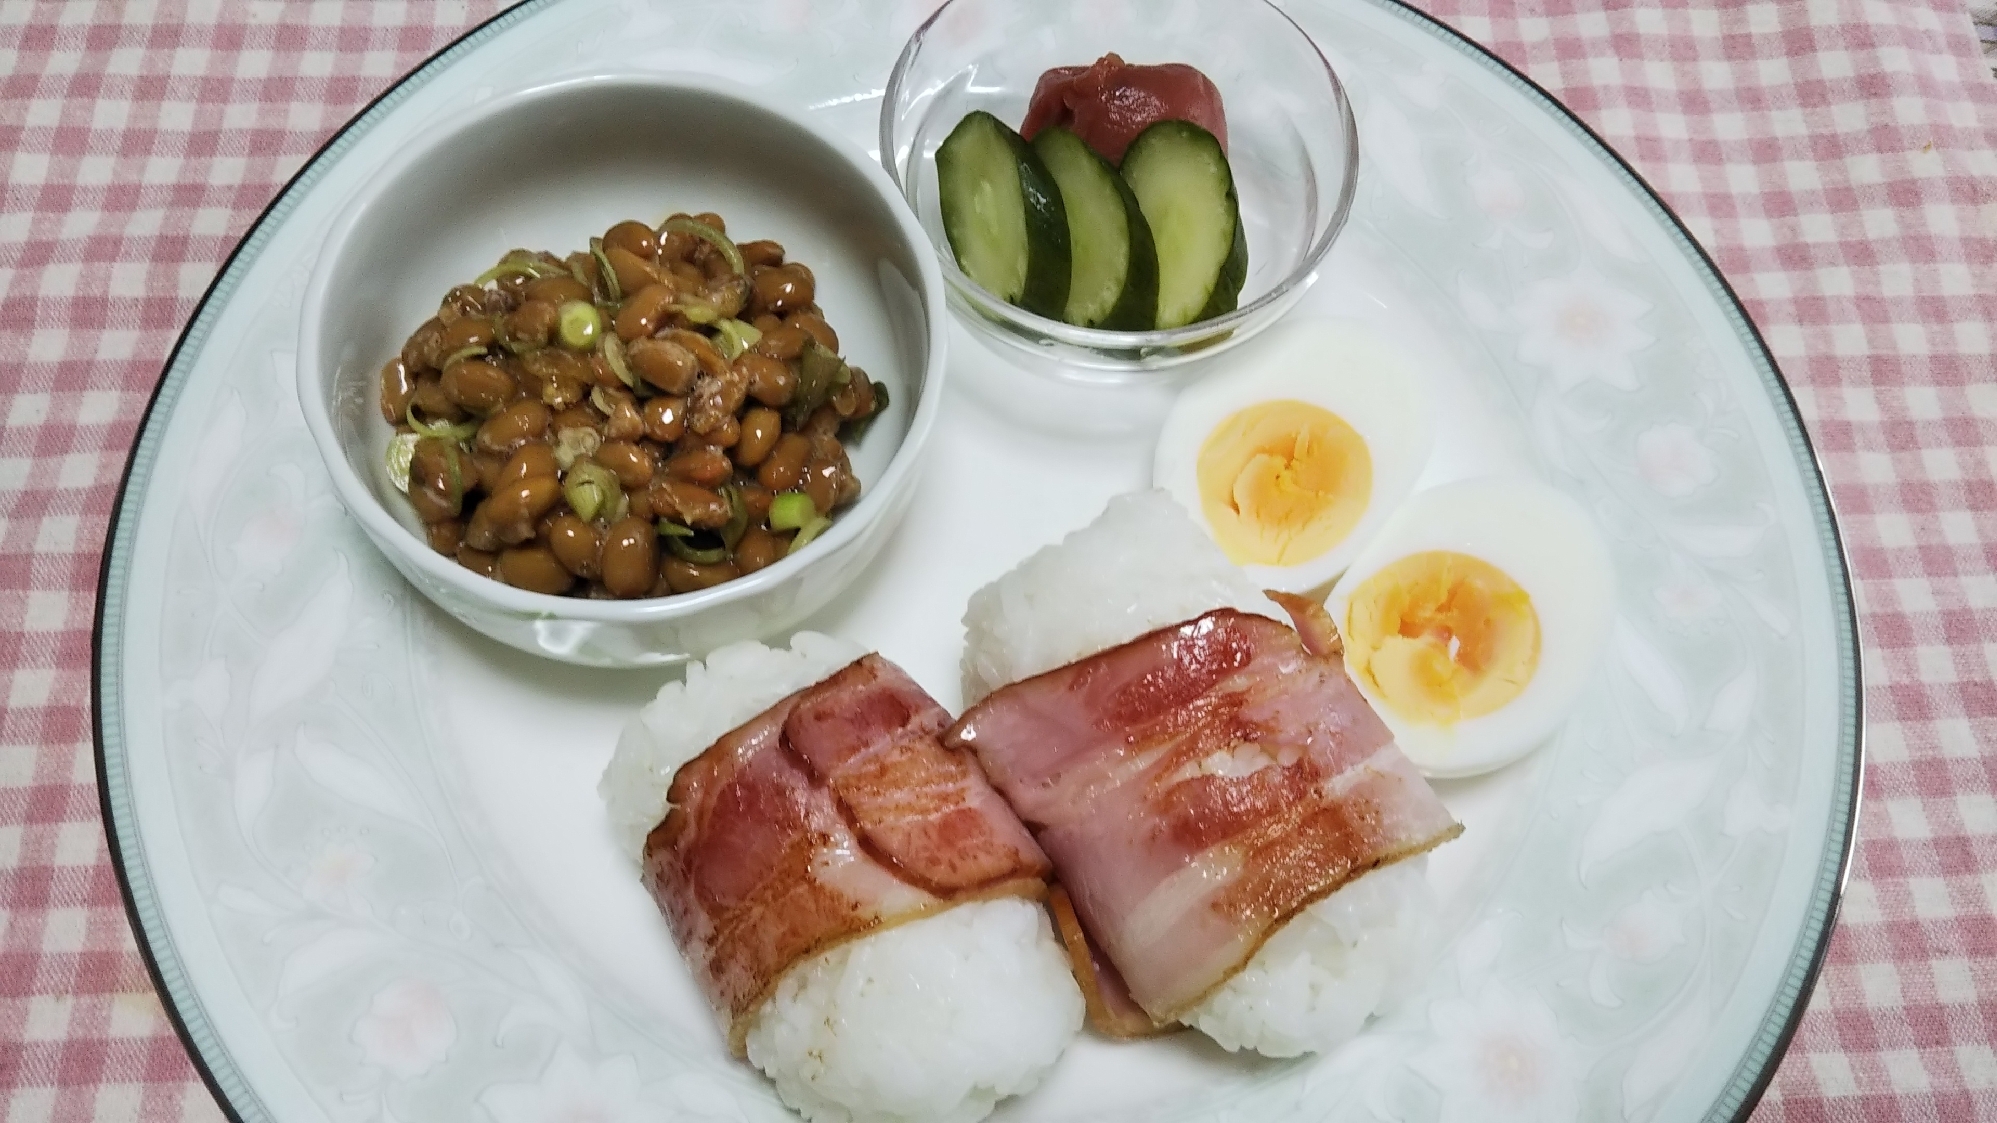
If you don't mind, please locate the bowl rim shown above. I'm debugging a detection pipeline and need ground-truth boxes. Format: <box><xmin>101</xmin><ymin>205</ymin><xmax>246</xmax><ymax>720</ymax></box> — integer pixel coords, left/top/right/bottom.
<box><xmin>877</xmin><ymin>0</ymin><xmax>1360</xmax><ymax>354</ymax></box>
<box><xmin>296</xmin><ymin>70</ymin><xmax>949</xmax><ymax>624</ymax></box>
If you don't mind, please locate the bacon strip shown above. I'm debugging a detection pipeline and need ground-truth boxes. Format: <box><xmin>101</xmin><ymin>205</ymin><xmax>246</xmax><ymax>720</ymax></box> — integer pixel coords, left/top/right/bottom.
<box><xmin>1048</xmin><ymin>885</ymin><xmax>1177</xmax><ymax>1039</ymax></box>
<box><xmin>946</xmin><ymin>609</ymin><xmax>1460</xmax><ymax>1025</ymax></box>
<box><xmin>1266</xmin><ymin>589</ymin><xmax>1342</xmax><ymax>657</ymax></box>
<box><xmin>642</xmin><ymin>655</ymin><xmax>1050</xmax><ymax>1055</ymax></box>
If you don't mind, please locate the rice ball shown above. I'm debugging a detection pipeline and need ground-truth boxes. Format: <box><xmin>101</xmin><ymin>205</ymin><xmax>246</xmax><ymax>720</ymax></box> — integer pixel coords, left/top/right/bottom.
<box><xmin>601</xmin><ymin>633</ymin><xmax>1083</xmax><ymax>1123</ymax></box>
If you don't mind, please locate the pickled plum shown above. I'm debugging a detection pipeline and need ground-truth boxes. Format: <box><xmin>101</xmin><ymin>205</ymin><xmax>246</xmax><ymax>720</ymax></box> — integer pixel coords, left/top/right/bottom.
<box><xmin>1019</xmin><ymin>53</ymin><xmax>1227</xmax><ymax>165</ymax></box>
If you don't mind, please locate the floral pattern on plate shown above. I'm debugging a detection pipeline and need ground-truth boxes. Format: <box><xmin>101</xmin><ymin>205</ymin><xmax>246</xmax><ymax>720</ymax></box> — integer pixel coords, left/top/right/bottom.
<box><xmin>96</xmin><ymin>2</ymin><xmax>1857</xmax><ymax>1122</ymax></box>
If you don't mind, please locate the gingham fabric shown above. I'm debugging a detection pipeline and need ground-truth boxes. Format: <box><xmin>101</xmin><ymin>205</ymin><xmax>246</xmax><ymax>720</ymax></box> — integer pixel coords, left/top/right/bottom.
<box><xmin>2</xmin><ymin>1</ymin><xmax>1991</xmax><ymax>1120</ymax></box>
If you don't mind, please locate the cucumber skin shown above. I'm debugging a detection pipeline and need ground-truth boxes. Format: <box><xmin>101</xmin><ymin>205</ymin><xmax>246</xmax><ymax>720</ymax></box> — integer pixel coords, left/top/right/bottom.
<box><xmin>1102</xmin><ymin>183</ymin><xmax>1166</xmax><ymax>327</ymax></box>
<box><xmin>1194</xmin><ymin>214</ymin><xmax>1247</xmax><ymax>323</ymax></box>
<box><xmin>1032</xmin><ymin>127</ymin><xmax>1159</xmax><ymax>331</ymax></box>
<box><xmin>1120</xmin><ymin>120</ymin><xmax>1246</xmax><ymax>329</ymax></box>
<box><xmin>937</xmin><ymin>111</ymin><xmax>1071</xmax><ymax>321</ymax></box>
<box><xmin>1010</xmin><ymin>134</ymin><xmax>1072</xmax><ymax>321</ymax></box>
<box><xmin>1094</xmin><ymin>154</ymin><xmax>1159</xmax><ymax>331</ymax></box>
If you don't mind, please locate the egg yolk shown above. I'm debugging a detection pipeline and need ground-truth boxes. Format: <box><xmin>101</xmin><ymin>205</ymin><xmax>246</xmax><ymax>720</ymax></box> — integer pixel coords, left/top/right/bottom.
<box><xmin>1196</xmin><ymin>400</ymin><xmax>1371</xmax><ymax>568</ymax></box>
<box><xmin>1343</xmin><ymin>550</ymin><xmax>1540</xmax><ymax>726</ymax></box>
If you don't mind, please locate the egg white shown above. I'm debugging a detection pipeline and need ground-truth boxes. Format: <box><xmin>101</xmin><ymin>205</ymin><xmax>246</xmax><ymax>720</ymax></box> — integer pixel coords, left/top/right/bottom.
<box><xmin>1324</xmin><ymin>475</ymin><xmax>1615</xmax><ymax>778</ymax></box>
<box><xmin>1153</xmin><ymin>318</ymin><xmax>1435</xmax><ymax>594</ymax></box>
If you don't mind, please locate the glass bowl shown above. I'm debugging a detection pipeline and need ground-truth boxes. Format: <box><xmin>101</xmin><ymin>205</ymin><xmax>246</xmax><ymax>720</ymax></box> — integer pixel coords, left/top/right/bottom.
<box><xmin>881</xmin><ymin>0</ymin><xmax>1358</xmax><ymax>380</ymax></box>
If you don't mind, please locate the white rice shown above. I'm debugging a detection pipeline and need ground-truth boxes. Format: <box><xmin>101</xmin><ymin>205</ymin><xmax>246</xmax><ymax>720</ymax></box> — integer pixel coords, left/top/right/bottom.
<box><xmin>746</xmin><ymin>898</ymin><xmax>1084</xmax><ymax>1123</ymax></box>
<box><xmin>1182</xmin><ymin>859</ymin><xmax>1436</xmax><ymax>1057</ymax></box>
<box><xmin>599</xmin><ymin>631</ymin><xmax>865</xmax><ymax>863</ymax></box>
<box><xmin>959</xmin><ymin>490</ymin><xmax>1284</xmax><ymax>703</ymax></box>
<box><xmin>600</xmin><ymin>634</ymin><xmax>1083</xmax><ymax>1122</ymax></box>
<box><xmin>959</xmin><ymin>490</ymin><xmax>1439</xmax><ymax>1057</ymax></box>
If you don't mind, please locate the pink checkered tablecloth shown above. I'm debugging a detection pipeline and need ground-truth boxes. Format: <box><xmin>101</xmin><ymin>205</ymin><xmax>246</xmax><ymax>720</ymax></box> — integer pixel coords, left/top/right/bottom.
<box><xmin>2</xmin><ymin>1</ymin><xmax>1992</xmax><ymax>1120</ymax></box>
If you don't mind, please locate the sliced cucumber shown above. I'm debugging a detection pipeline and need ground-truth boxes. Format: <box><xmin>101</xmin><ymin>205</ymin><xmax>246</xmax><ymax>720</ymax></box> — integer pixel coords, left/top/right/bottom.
<box><xmin>936</xmin><ymin>111</ymin><xmax>1070</xmax><ymax>320</ymax></box>
<box><xmin>1197</xmin><ymin>214</ymin><xmax>1248</xmax><ymax>323</ymax></box>
<box><xmin>1119</xmin><ymin>120</ymin><xmax>1246</xmax><ymax>329</ymax></box>
<box><xmin>1031</xmin><ymin>126</ymin><xmax>1159</xmax><ymax>330</ymax></box>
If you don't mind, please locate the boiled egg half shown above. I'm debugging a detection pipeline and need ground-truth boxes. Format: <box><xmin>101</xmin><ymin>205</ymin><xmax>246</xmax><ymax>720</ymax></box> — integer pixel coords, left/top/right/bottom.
<box><xmin>1153</xmin><ymin>319</ymin><xmax>1434</xmax><ymax>593</ymax></box>
<box><xmin>1324</xmin><ymin>476</ymin><xmax>1615</xmax><ymax>777</ymax></box>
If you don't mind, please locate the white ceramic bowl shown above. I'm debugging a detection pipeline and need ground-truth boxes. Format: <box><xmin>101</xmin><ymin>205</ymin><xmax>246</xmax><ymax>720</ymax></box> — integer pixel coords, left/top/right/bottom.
<box><xmin>298</xmin><ymin>74</ymin><xmax>946</xmax><ymax>667</ymax></box>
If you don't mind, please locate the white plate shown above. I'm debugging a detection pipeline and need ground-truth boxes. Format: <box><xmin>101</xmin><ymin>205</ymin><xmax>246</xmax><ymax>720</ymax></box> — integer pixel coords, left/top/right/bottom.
<box><xmin>94</xmin><ymin>2</ymin><xmax>1860</xmax><ymax>1122</ymax></box>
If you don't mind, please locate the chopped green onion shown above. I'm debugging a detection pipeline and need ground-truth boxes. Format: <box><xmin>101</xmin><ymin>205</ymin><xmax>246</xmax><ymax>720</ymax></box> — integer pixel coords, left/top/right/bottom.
<box><xmin>441</xmin><ymin>344</ymin><xmax>487</xmax><ymax>368</ymax></box>
<box><xmin>566</xmin><ymin>257</ymin><xmax>592</xmax><ymax>290</ymax></box>
<box><xmin>661</xmin><ymin>216</ymin><xmax>746</xmax><ymax>276</ymax></box>
<box><xmin>785</xmin><ymin>339</ymin><xmax>853</xmax><ymax>427</ymax></box>
<box><xmin>472</xmin><ymin>263</ymin><xmax>530</xmax><ymax>286</ymax></box>
<box><xmin>718</xmin><ymin>485</ymin><xmax>748</xmax><ymax>549</ymax></box>
<box><xmin>558</xmin><ymin>301</ymin><xmax>601</xmax><ymax>351</ymax></box>
<box><xmin>552</xmin><ymin>426</ymin><xmax>600</xmax><ymax>470</ymax></box>
<box><xmin>667</xmin><ymin>300</ymin><xmax>720</xmax><ymax>325</ymax></box>
<box><xmin>405</xmin><ymin>403</ymin><xmax>478</xmax><ymax>444</ymax></box>
<box><xmin>605</xmin><ymin>488</ymin><xmax>630</xmax><ymax>525</ymax></box>
<box><xmin>842</xmin><ymin>380</ymin><xmax>891</xmax><ymax>443</ymax></box>
<box><xmin>472</xmin><ymin>258</ymin><xmax>561</xmax><ymax>285</ymax></box>
<box><xmin>663</xmin><ymin>529</ymin><xmax>727</xmax><ymax>564</ymax></box>
<box><xmin>714</xmin><ymin>318</ymin><xmax>762</xmax><ymax>360</ymax></box>
<box><xmin>589</xmin><ymin>385</ymin><xmax>616</xmax><ymax>416</ymax></box>
<box><xmin>601</xmin><ymin>333</ymin><xmax>639</xmax><ymax>391</ymax></box>
<box><xmin>768</xmin><ymin>491</ymin><xmax>818</xmax><ymax>532</ymax></box>
<box><xmin>563</xmin><ymin>461</ymin><xmax>620</xmax><ymax>523</ymax></box>
<box><xmin>656</xmin><ymin>520</ymin><xmax>694</xmax><ymax>538</ymax></box>
<box><xmin>590</xmin><ymin>237</ymin><xmax>621</xmax><ymax>303</ymax></box>
<box><xmin>385</xmin><ymin>432</ymin><xmax>419</xmax><ymax>493</ymax></box>
<box><xmin>502</xmin><ymin>249</ymin><xmax>567</xmax><ymax>277</ymax></box>
<box><xmin>786</xmin><ymin>516</ymin><xmax>832</xmax><ymax>555</ymax></box>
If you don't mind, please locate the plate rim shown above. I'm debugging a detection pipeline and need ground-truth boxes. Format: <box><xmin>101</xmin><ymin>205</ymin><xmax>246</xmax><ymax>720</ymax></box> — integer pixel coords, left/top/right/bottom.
<box><xmin>88</xmin><ymin>2</ymin><xmax>1864</xmax><ymax>1121</ymax></box>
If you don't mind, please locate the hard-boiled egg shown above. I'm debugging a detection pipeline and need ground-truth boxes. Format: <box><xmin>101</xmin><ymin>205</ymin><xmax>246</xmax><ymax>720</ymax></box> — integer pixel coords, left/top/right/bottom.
<box><xmin>1324</xmin><ymin>476</ymin><xmax>1614</xmax><ymax>777</ymax></box>
<box><xmin>1153</xmin><ymin>319</ymin><xmax>1434</xmax><ymax>593</ymax></box>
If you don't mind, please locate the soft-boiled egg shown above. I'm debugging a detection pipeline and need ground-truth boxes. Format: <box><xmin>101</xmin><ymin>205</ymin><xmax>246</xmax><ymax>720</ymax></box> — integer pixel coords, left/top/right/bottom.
<box><xmin>1324</xmin><ymin>476</ymin><xmax>1615</xmax><ymax>777</ymax></box>
<box><xmin>1153</xmin><ymin>319</ymin><xmax>1434</xmax><ymax>593</ymax></box>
